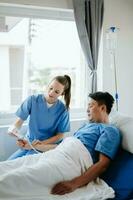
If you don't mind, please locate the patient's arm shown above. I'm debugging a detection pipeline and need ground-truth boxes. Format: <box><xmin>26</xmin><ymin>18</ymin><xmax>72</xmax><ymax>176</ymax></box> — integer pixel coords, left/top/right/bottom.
<box><xmin>51</xmin><ymin>153</ymin><xmax>111</xmax><ymax>195</ymax></box>
<box><xmin>17</xmin><ymin>140</ymin><xmax>57</xmax><ymax>152</ymax></box>
<box><xmin>41</xmin><ymin>133</ymin><xmax>64</xmax><ymax>145</ymax></box>
<box><xmin>30</xmin><ymin>133</ymin><xmax>64</xmax><ymax>151</ymax></box>
<box><xmin>34</xmin><ymin>143</ymin><xmax>57</xmax><ymax>152</ymax></box>
<box><xmin>17</xmin><ymin>133</ymin><xmax>63</xmax><ymax>151</ymax></box>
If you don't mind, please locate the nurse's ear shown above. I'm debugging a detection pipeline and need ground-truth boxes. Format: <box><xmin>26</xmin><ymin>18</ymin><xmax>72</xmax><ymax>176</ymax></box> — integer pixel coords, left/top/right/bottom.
<box><xmin>61</xmin><ymin>91</ymin><xmax>65</xmax><ymax>96</ymax></box>
<box><xmin>61</xmin><ymin>86</ymin><xmax>66</xmax><ymax>96</ymax></box>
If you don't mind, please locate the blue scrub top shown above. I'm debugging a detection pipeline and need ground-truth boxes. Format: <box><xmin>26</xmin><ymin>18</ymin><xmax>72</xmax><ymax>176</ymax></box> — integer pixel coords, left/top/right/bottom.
<box><xmin>16</xmin><ymin>94</ymin><xmax>70</xmax><ymax>142</ymax></box>
<box><xmin>74</xmin><ymin>122</ymin><xmax>121</xmax><ymax>163</ymax></box>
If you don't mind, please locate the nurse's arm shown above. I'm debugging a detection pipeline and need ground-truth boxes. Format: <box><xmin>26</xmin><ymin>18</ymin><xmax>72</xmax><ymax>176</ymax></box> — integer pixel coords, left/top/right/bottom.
<box><xmin>14</xmin><ymin>117</ymin><xmax>24</xmax><ymax>129</ymax></box>
<box><xmin>8</xmin><ymin>117</ymin><xmax>24</xmax><ymax>137</ymax></box>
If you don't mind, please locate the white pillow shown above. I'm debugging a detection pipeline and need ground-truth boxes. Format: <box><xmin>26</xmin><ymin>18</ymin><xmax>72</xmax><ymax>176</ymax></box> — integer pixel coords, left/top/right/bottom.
<box><xmin>109</xmin><ymin>111</ymin><xmax>133</xmax><ymax>154</ymax></box>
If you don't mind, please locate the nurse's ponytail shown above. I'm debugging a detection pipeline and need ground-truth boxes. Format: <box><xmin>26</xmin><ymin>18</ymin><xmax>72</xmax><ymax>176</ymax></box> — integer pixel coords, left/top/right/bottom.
<box><xmin>54</xmin><ymin>75</ymin><xmax>71</xmax><ymax>109</ymax></box>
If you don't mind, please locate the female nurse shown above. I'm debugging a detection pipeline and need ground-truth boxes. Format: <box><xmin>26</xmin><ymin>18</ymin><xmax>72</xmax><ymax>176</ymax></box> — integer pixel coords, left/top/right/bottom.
<box><xmin>8</xmin><ymin>75</ymin><xmax>71</xmax><ymax>159</ymax></box>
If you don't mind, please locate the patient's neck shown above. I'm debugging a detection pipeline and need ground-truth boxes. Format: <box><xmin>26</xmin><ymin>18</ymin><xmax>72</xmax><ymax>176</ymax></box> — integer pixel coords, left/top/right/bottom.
<box><xmin>92</xmin><ymin>114</ymin><xmax>109</xmax><ymax>124</ymax></box>
<box><xmin>100</xmin><ymin>115</ymin><xmax>109</xmax><ymax>124</ymax></box>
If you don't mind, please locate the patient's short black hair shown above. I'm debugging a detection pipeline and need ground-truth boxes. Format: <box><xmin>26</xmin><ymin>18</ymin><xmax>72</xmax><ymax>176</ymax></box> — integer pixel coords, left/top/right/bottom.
<box><xmin>89</xmin><ymin>92</ymin><xmax>114</xmax><ymax>114</ymax></box>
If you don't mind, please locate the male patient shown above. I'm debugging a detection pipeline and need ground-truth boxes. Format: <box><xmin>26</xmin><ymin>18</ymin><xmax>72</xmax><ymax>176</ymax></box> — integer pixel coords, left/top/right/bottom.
<box><xmin>0</xmin><ymin>92</ymin><xmax>121</xmax><ymax>197</ymax></box>
<box><xmin>51</xmin><ymin>91</ymin><xmax>121</xmax><ymax>195</ymax></box>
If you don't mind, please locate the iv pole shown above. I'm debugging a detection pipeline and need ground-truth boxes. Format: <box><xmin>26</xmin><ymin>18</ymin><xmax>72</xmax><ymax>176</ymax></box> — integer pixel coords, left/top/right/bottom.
<box><xmin>106</xmin><ymin>26</ymin><xmax>119</xmax><ymax>111</ymax></box>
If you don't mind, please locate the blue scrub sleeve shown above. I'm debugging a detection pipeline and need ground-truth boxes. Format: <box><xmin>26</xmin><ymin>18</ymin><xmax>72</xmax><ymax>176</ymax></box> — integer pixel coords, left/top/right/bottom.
<box><xmin>16</xmin><ymin>96</ymin><xmax>32</xmax><ymax>120</ymax></box>
<box><xmin>95</xmin><ymin>126</ymin><xmax>121</xmax><ymax>160</ymax></box>
<box><xmin>56</xmin><ymin>110</ymin><xmax>70</xmax><ymax>133</ymax></box>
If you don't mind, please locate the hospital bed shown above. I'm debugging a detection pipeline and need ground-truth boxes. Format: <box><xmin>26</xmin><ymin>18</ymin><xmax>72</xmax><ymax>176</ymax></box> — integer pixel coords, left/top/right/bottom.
<box><xmin>102</xmin><ymin>148</ymin><xmax>133</xmax><ymax>200</ymax></box>
<box><xmin>0</xmin><ymin>112</ymin><xmax>133</xmax><ymax>200</ymax></box>
<box><xmin>102</xmin><ymin>112</ymin><xmax>133</xmax><ymax>200</ymax></box>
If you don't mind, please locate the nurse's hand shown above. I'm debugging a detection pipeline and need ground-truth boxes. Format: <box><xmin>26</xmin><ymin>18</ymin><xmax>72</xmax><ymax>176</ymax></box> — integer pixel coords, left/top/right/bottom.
<box><xmin>8</xmin><ymin>125</ymin><xmax>20</xmax><ymax>138</ymax></box>
<box><xmin>16</xmin><ymin>139</ymin><xmax>32</xmax><ymax>150</ymax></box>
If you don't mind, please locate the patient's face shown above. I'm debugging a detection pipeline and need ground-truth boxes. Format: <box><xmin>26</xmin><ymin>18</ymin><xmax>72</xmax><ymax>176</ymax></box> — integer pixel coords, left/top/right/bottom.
<box><xmin>87</xmin><ymin>98</ymin><xmax>103</xmax><ymax>122</ymax></box>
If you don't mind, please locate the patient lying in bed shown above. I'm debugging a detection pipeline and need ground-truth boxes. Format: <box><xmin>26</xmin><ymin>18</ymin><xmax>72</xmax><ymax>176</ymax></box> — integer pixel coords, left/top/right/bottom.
<box><xmin>0</xmin><ymin>137</ymin><xmax>115</xmax><ymax>200</ymax></box>
<box><xmin>0</xmin><ymin>92</ymin><xmax>121</xmax><ymax>200</ymax></box>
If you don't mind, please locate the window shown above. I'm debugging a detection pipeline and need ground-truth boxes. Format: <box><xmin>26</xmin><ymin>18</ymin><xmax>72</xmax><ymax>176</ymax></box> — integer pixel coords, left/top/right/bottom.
<box><xmin>0</xmin><ymin>5</ymin><xmax>87</xmax><ymax>125</ymax></box>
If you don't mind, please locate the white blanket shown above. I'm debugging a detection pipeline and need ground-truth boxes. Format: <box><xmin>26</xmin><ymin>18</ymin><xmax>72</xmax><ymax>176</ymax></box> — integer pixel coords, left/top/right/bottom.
<box><xmin>0</xmin><ymin>137</ymin><xmax>115</xmax><ymax>200</ymax></box>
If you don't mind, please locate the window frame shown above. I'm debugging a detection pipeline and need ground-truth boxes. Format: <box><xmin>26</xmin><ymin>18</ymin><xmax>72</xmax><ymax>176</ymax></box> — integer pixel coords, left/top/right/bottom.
<box><xmin>0</xmin><ymin>3</ymin><xmax>88</xmax><ymax>126</ymax></box>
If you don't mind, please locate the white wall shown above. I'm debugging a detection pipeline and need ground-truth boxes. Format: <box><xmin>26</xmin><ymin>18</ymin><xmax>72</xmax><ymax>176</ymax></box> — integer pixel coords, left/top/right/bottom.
<box><xmin>103</xmin><ymin>0</ymin><xmax>133</xmax><ymax>117</ymax></box>
<box><xmin>0</xmin><ymin>46</ymin><xmax>10</xmax><ymax>110</ymax></box>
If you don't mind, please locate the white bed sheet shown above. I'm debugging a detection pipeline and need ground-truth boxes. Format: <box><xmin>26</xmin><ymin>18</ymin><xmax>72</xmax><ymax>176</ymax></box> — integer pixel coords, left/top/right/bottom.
<box><xmin>0</xmin><ymin>137</ymin><xmax>115</xmax><ymax>200</ymax></box>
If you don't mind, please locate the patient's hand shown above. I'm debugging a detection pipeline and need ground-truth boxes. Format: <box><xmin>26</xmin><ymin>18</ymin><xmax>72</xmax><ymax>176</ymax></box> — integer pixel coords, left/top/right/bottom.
<box><xmin>16</xmin><ymin>139</ymin><xmax>31</xmax><ymax>150</ymax></box>
<box><xmin>51</xmin><ymin>180</ymin><xmax>76</xmax><ymax>195</ymax></box>
<box><xmin>32</xmin><ymin>140</ymin><xmax>42</xmax><ymax>146</ymax></box>
<box><xmin>32</xmin><ymin>140</ymin><xmax>43</xmax><ymax>150</ymax></box>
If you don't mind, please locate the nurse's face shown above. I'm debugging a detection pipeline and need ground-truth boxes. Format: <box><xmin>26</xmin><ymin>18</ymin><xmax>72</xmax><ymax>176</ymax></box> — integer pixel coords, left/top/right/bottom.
<box><xmin>46</xmin><ymin>80</ymin><xmax>65</xmax><ymax>104</ymax></box>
